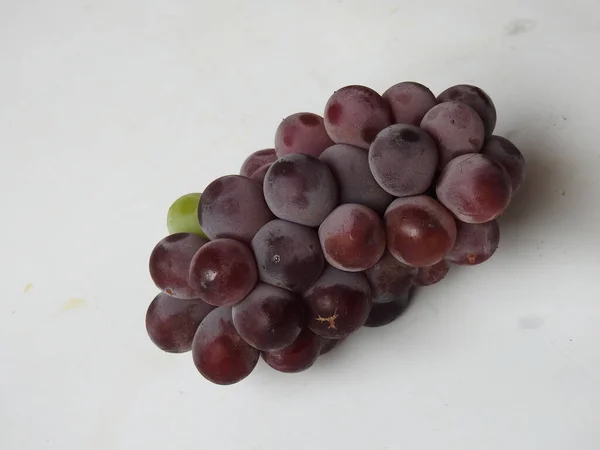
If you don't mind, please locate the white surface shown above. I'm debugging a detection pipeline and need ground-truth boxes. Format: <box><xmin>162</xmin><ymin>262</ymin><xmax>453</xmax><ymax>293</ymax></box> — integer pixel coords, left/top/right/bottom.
<box><xmin>2</xmin><ymin>1</ymin><xmax>600</xmax><ymax>449</ymax></box>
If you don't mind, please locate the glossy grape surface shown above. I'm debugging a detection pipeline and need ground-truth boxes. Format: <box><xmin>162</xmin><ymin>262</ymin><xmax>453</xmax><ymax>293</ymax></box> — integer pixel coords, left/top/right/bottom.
<box><xmin>262</xmin><ymin>327</ymin><xmax>322</xmax><ymax>373</ymax></box>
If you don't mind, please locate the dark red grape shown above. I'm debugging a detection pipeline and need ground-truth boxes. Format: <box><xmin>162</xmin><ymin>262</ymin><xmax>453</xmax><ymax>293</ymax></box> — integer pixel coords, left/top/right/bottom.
<box><xmin>240</xmin><ymin>149</ymin><xmax>277</xmax><ymax>178</ymax></box>
<box><xmin>249</xmin><ymin>163</ymin><xmax>271</xmax><ymax>186</ymax></box>
<box><xmin>420</xmin><ymin>101</ymin><xmax>485</xmax><ymax>167</ymax></box>
<box><xmin>145</xmin><ymin>293</ymin><xmax>215</xmax><ymax>353</ymax></box>
<box><xmin>447</xmin><ymin>220</ymin><xmax>500</xmax><ymax>265</ymax></box>
<box><xmin>320</xmin><ymin>336</ymin><xmax>345</xmax><ymax>355</ymax></box>
<box><xmin>364</xmin><ymin>287</ymin><xmax>415</xmax><ymax>328</ymax></box>
<box><xmin>363</xmin><ymin>250</ymin><xmax>417</xmax><ymax>304</ymax></box>
<box><xmin>324</xmin><ymin>85</ymin><xmax>392</xmax><ymax>149</ymax></box>
<box><xmin>263</xmin><ymin>154</ymin><xmax>338</xmax><ymax>227</ymax></box>
<box><xmin>385</xmin><ymin>195</ymin><xmax>457</xmax><ymax>267</ymax></box>
<box><xmin>382</xmin><ymin>81</ymin><xmax>437</xmax><ymax>125</ymax></box>
<box><xmin>303</xmin><ymin>266</ymin><xmax>371</xmax><ymax>339</ymax></box>
<box><xmin>368</xmin><ymin>124</ymin><xmax>439</xmax><ymax>197</ymax></box>
<box><xmin>232</xmin><ymin>283</ymin><xmax>304</xmax><ymax>351</ymax></box>
<box><xmin>319</xmin><ymin>143</ymin><xmax>394</xmax><ymax>214</ymax></box>
<box><xmin>149</xmin><ymin>233</ymin><xmax>209</xmax><ymax>299</ymax></box>
<box><xmin>481</xmin><ymin>135</ymin><xmax>526</xmax><ymax>194</ymax></box>
<box><xmin>262</xmin><ymin>327</ymin><xmax>322</xmax><ymax>373</ymax></box>
<box><xmin>274</xmin><ymin>112</ymin><xmax>334</xmax><ymax>158</ymax></box>
<box><xmin>437</xmin><ymin>84</ymin><xmax>497</xmax><ymax>136</ymax></box>
<box><xmin>436</xmin><ymin>153</ymin><xmax>512</xmax><ymax>223</ymax></box>
<box><xmin>251</xmin><ymin>219</ymin><xmax>324</xmax><ymax>293</ymax></box>
<box><xmin>191</xmin><ymin>307</ymin><xmax>259</xmax><ymax>385</ymax></box>
<box><xmin>319</xmin><ymin>203</ymin><xmax>385</xmax><ymax>272</ymax></box>
<box><xmin>415</xmin><ymin>260</ymin><xmax>450</xmax><ymax>286</ymax></box>
<box><xmin>199</xmin><ymin>175</ymin><xmax>273</xmax><ymax>243</ymax></box>
<box><xmin>188</xmin><ymin>238</ymin><xmax>257</xmax><ymax>306</ymax></box>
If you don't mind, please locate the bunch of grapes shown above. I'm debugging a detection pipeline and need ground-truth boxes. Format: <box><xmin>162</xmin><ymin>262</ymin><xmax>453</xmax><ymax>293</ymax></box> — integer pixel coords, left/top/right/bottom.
<box><xmin>146</xmin><ymin>81</ymin><xmax>526</xmax><ymax>385</ymax></box>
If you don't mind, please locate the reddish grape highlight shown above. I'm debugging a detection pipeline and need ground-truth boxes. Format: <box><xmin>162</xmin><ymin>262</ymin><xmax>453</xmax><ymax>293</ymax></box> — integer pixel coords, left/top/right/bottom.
<box><xmin>447</xmin><ymin>220</ymin><xmax>500</xmax><ymax>265</ymax></box>
<box><xmin>274</xmin><ymin>112</ymin><xmax>334</xmax><ymax>158</ymax></box>
<box><xmin>262</xmin><ymin>327</ymin><xmax>322</xmax><ymax>373</ymax></box>
<box><xmin>382</xmin><ymin>81</ymin><xmax>438</xmax><ymax>126</ymax></box>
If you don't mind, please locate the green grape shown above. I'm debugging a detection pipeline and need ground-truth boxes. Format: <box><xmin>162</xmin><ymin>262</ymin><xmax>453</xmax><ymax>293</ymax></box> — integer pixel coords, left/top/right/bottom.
<box><xmin>167</xmin><ymin>193</ymin><xmax>207</xmax><ymax>238</ymax></box>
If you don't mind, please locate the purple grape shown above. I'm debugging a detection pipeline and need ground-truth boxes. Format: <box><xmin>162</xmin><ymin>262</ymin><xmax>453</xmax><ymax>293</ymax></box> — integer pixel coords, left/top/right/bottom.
<box><xmin>368</xmin><ymin>124</ymin><xmax>439</xmax><ymax>197</ymax></box>
<box><xmin>232</xmin><ymin>283</ymin><xmax>304</xmax><ymax>351</ymax></box>
<box><xmin>249</xmin><ymin>163</ymin><xmax>271</xmax><ymax>186</ymax></box>
<box><xmin>420</xmin><ymin>101</ymin><xmax>485</xmax><ymax>167</ymax></box>
<box><xmin>320</xmin><ymin>336</ymin><xmax>345</xmax><ymax>355</ymax></box>
<box><xmin>262</xmin><ymin>327</ymin><xmax>322</xmax><ymax>373</ymax></box>
<box><xmin>319</xmin><ymin>144</ymin><xmax>394</xmax><ymax>214</ymax></box>
<box><xmin>240</xmin><ymin>149</ymin><xmax>277</xmax><ymax>178</ymax></box>
<box><xmin>324</xmin><ymin>85</ymin><xmax>393</xmax><ymax>149</ymax></box>
<box><xmin>303</xmin><ymin>266</ymin><xmax>371</xmax><ymax>339</ymax></box>
<box><xmin>481</xmin><ymin>135</ymin><xmax>526</xmax><ymax>194</ymax></box>
<box><xmin>263</xmin><ymin>154</ymin><xmax>338</xmax><ymax>227</ymax></box>
<box><xmin>437</xmin><ymin>84</ymin><xmax>497</xmax><ymax>136</ymax></box>
<box><xmin>447</xmin><ymin>220</ymin><xmax>500</xmax><ymax>265</ymax></box>
<box><xmin>363</xmin><ymin>251</ymin><xmax>417</xmax><ymax>304</ymax></box>
<box><xmin>149</xmin><ymin>233</ymin><xmax>209</xmax><ymax>299</ymax></box>
<box><xmin>191</xmin><ymin>307</ymin><xmax>259</xmax><ymax>385</ymax></box>
<box><xmin>251</xmin><ymin>219</ymin><xmax>324</xmax><ymax>293</ymax></box>
<box><xmin>188</xmin><ymin>238</ymin><xmax>258</xmax><ymax>306</ymax></box>
<box><xmin>436</xmin><ymin>153</ymin><xmax>512</xmax><ymax>224</ymax></box>
<box><xmin>364</xmin><ymin>287</ymin><xmax>415</xmax><ymax>328</ymax></box>
<box><xmin>415</xmin><ymin>260</ymin><xmax>450</xmax><ymax>286</ymax></box>
<box><xmin>199</xmin><ymin>175</ymin><xmax>274</xmax><ymax>243</ymax></box>
<box><xmin>382</xmin><ymin>81</ymin><xmax>438</xmax><ymax>125</ymax></box>
<box><xmin>319</xmin><ymin>204</ymin><xmax>386</xmax><ymax>272</ymax></box>
<box><xmin>274</xmin><ymin>112</ymin><xmax>334</xmax><ymax>158</ymax></box>
<box><xmin>145</xmin><ymin>293</ymin><xmax>215</xmax><ymax>353</ymax></box>
<box><xmin>385</xmin><ymin>195</ymin><xmax>457</xmax><ymax>267</ymax></box>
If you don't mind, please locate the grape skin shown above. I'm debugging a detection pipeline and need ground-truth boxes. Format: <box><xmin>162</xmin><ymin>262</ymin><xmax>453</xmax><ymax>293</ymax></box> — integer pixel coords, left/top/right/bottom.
<box><xmin>249</xmin><ymin>163</ymin><xmax>271</xmax><ymax>186</ymax></box>
<box><xmin>382</xmin><ymin>81</ymin><xmax>438</xmax><ymax>125</ymax></box>
<box><xmin>420</xmin><ymin>101</ymin><xmax>485</xmax><ymax>167</ymax></box>
<box><xmin>303</xmin><ymin>266</ymin><xmax>371</xmax><ymax>339</ymax></box>
<box><xmin>363</xmin><ymin>251</ymin><xmax>417</xmax><ymax>304</ymax></box>
<box><xmin>262</xmin><ymin>327</ymin><xmax>322</xmax><ymax>373</ymax></box>
<box><xmin>192</xmin><ymin>307</ymin><xmax>260</xmax><ymax>385</ymax></box>
<box><xmin>232</xmin><ymin>283</ymin><xmax>304</xmax><ymax>351</ymax></box>
<box><xmin>437</xmin><ymin>84</ymin><xmax>497</xmax><ymax>136</ymax></box>
<box><xmin>324</xmin><ymin>85</ymin><xmax>393</xmax><ymax>149</ymax></box>
<box><xmin>274</xmin><ymin>113</ymin><xmax>334</xmax><ymax>158</ymax></box>
<box><xmin>240</xmin><ymin>149</ymin><xmax>277</xmax><ymax>178</ymax></box>
<box><xmin>199</xmin><ymin>175</ymin><xmax>274</xmax><ymax>243</ymax></box>
<box><xmin>149</xmin><ymin>233</ymin><xmax>209</xmax><ymax>299</ymax></box>
<box><xmin>320</xmin><ymin>337</ymin><xmax>345</xmax><ymax>355</ymax></box>
<box><xmin>436</xmin><ymin>153</ymin><xmax>512</xmax><ymax>224</ymax></box>
<box><xmin>320</xmin><ymin>144</ymin><xmax>394</xmax><ymax>214</ymax></box>
<box><xmin>319</xmin><ymin>203</ymin><xmax>386</xmax><ymax>272</ymax></box>
<box><xmin>415</xmin><ymin>260</ymin><xmax>450</xmax><ymax>286</ymax></box>
<box><xmin>368</xmin><ymin>124</ymin><xmax>439</xmax><ymax>197</ymax></box>
<box><xmin>145</xmin><ymin>293</ymin><xmax>215</xmax><ymax>353</ymax></box>
<box><xmin>251</xmin><ymin>220</ymin><xmax>325</xmax><ymax>293</ymax></box>
<box><xmin>188</xmin><ymin>238</ymin><xmax>258</xmax><ymax>306</ymax></box>
<box><xmin>167</xmin><ymin>193</ymin><xmax>207</xmax><ymax>238</ymax></box>
<box><xmin>364</xmin><ymin>287</ymin><xmax>415</xmax><ymax>328</ymax></box>
<box><xmin>385</xmin><ymin>195</ymin><xmax>457</xmax><ymax>267</ymax></box>
<box><xmin>447</xmin><ymin>220</ymin><xmax>500</xmax><ymax>265</ymax></box>
<box><xmin>481</xmin><ymin>135</ymin><xmax>526</xmax><ymax>194</ymax></box>
<box><xmin>263</xmin><ymin>154</ymin><xmax>338</xmax><ymax>227</ymax></box>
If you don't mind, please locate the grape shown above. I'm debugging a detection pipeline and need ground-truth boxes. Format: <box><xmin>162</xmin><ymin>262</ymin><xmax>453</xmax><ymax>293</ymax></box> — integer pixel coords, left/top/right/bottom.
<box><xmin>382</xmin><ymin>81</ymin><xmax>437</xmax><ymax>125</ymax></box>
<box><xmin>145</xmin><ymin>293</ymin><xmax>215</xmax><ymax>353</ymax></box>
<box><xmin>240</xmin><ymin>148</ymin><xmax>277</xmax><ymax>178</ymax></box>
<box><xmin>368</xmin><ymin>124</ymin><xmax>439</xmax><ymax>197</ymax></box>
<box><xmin>232</xmin><ymin>283</ymin><xmax>304</xmax><ymax>351</ymax></box>
<box><xmin>191</xmin><ymin>307</ymin><xmax>259</xmax><ymax>385</ymax></box>
<box><xmin>249</xmin><ymin>163</ymin><xmax>271</xmax><ymax>186</ymax></box>
<box><xmin>364</xmin><ymin>287</ymin><xmax>414</xmax><ymax>328</ymax></box>
<box><xmin>436</xmin><ymin>153</ymin><xmax>512</xmax><ymax>224</ymax></box>
<box><xmin>188</xmin><ymin>238</ymin><xmax>258</xmax><ymax>306</ymax></box>
<box><xmin>447</xmin><ymin>220</ymin><xmax>500</xmax><ymax>265</ymax></box>
<box><xmin>199</xmin><ymin>175</ymin><xmax>273</xmax><ymax>243</ymax></box>
<box><xmin>481</xmin><ymin>135</ymin><xmax>526</xmax><ymax>194</ymax></box>
<box><xmin>415</xmin><ymin>260</ymin><xmax>450</xmax><ymax>286</ymax></box>
<box><xmin>149</xmin><ymin>233</ymin><xmax>209</xmax><ymax>299</ymax></box>
<box><xmin>274</xmin><ymin>113</ymin><xmax>334</xmax><ymax>158</ymax></box>
<box><xmin>363</xmin><ymin>251</ymin><xmax>417</xmax><ymax>304</ymax></box>
<box><xmin>420</xmin><ymin>101</ymin><xmax>485</xmax><ymax>167</ymax></box>
<box><xmin>385</xmin><ymin>195</ymin><xmax>457</xmax><ymax>267</ymax></box>
<box><xmin>303</xmin><ymin>266</ymin><xmax>371</xmax><ymax>339</ymax></box>
<box><xmin>319</xmin><ymin>204</ymin><xmax>385</xmax><ymax>272</ymax></box>
<box><xmin>251</xmin><ymin>219</ymin><xmax>324</xmax><ymax>292</ymax></box>
<box><xmin>166</xmin><ymin>193</ymin><xmax>207</xmax><ymax>238</ymax></box>
<box><xmin>324</xmin><ymin>85</ymin><xmax>392</xmax><ymax>149</ymax></box>
<box><xmin>320</xmin><ymin>337</ymin><xmax>345</xmax><ymax>355</ymax></box>
<box><xmin>262</xmin><ymin>327</ymin><xmax>322</xmax><ymax>373</ymax></box>
<box><xmin>263</xmin><ymin>154</ymin><xmax>338</xmax><ymax>227</ymax></box>
<box><xmin>437</xmin><ymin>84</ymin><xmax>497</xmax><ymax>136</ymax></box>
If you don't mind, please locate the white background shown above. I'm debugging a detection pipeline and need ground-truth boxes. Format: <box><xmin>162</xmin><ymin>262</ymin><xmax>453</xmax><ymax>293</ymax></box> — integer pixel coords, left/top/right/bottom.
<box><xmin>2</xmin><ymin>1</ymin><xmax>599</xmax><ymax>449</ymax></box>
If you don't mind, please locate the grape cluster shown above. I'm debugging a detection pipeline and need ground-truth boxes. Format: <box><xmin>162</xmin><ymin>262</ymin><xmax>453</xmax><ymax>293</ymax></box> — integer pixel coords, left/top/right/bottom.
<box><xmin>146</xmin><ymin>81</ymin><xmax>526</xmax><ymax>385</ymax></box>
